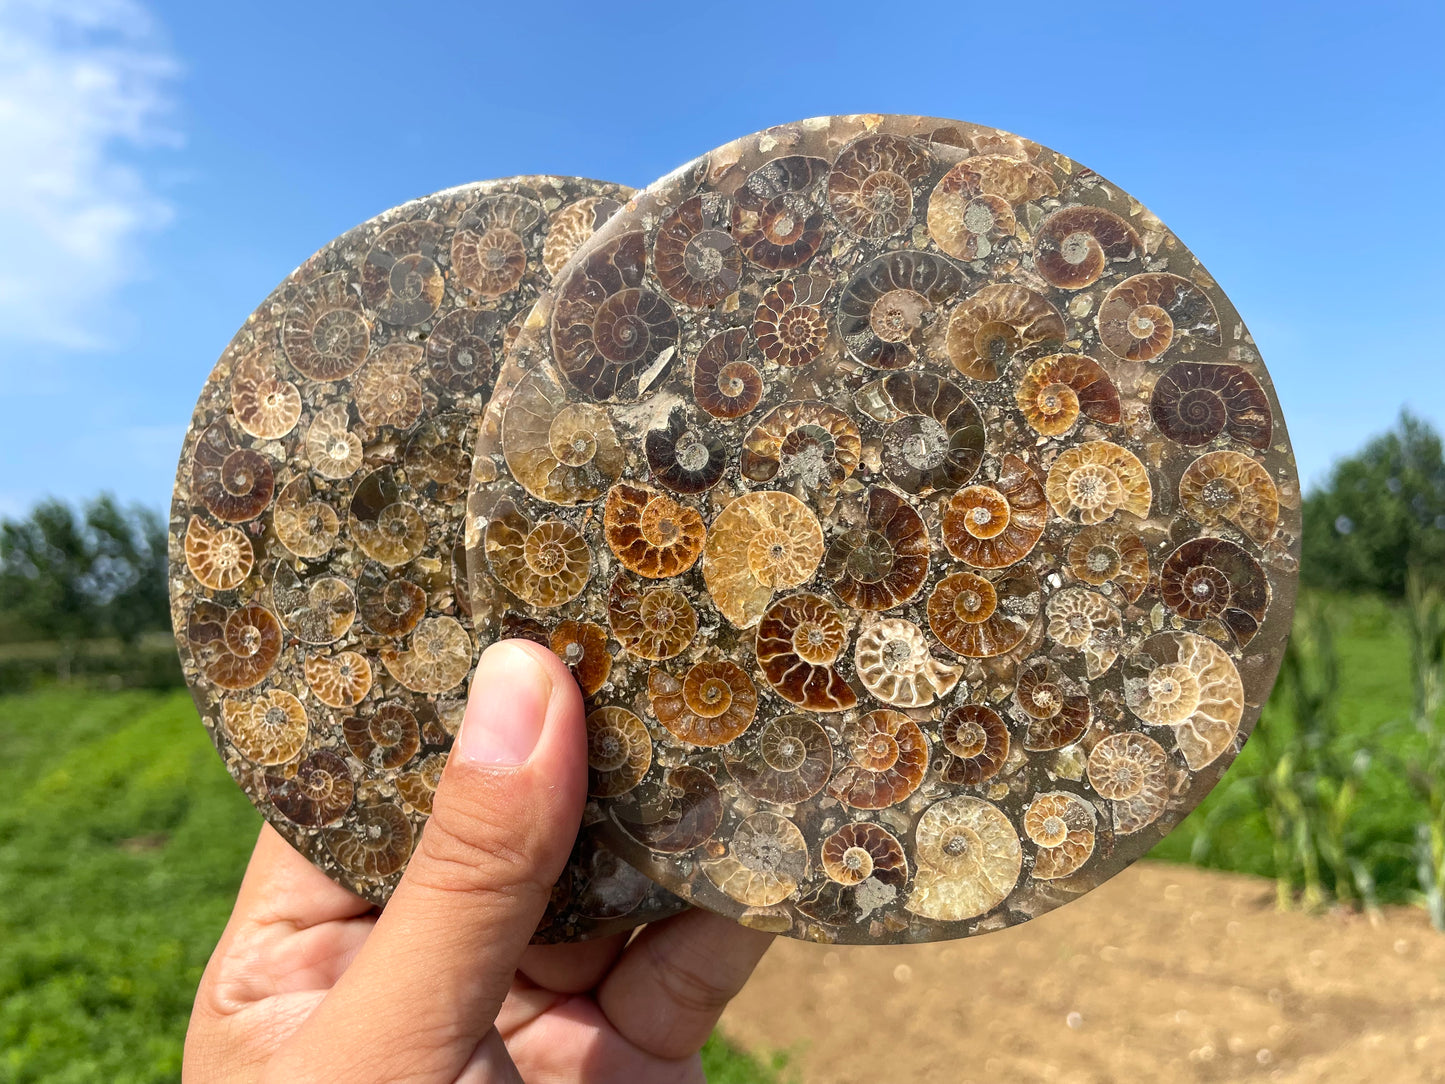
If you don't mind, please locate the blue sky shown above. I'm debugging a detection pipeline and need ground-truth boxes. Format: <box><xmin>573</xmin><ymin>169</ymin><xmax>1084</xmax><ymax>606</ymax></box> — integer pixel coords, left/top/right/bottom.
<box><xmin>1</xmin><ymin>0</ymin><xmax>1441</xmax><ymax>517</ymax></box>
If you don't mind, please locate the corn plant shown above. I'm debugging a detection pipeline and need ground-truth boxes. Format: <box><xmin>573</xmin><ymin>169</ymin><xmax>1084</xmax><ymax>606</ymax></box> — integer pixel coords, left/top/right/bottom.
<box><xmin>1191</xmin><ymin>594</ymin><xmax>1373</xmax><ymax>911</ymax></box>
<box><xmin>1404</xmin><ymin>571</ymin><xmax>1445</xmax><ymax>929</ymax></box>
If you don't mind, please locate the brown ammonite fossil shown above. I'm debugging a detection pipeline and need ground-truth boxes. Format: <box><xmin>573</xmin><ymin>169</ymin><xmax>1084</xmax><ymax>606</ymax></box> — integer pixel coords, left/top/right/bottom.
<box><xmin>169</xmin><ymin>176</ymin><xmax>688</xmax><ymax>943</ymax></box>
<box><xmin>466</xmin><ymin>115</ymin><xmax>1300</xmax><ymax>945</ymax></box>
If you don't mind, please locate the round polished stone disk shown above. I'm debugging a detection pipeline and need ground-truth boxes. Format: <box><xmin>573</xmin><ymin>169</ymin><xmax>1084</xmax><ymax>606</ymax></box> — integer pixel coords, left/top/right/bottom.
<box><xmin>168</xmin><ymin>175</ymin><xmax>685</xmax><ymax>942</ymax></box>
<box><xmin>466</xmin><ymin>117</ymin><xmax>1301</xmax><ymax>945</ymax></box>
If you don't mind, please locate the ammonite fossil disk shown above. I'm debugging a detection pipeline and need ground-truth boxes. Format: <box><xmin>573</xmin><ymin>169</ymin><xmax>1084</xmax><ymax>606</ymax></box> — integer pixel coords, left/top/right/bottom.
<box><xmin>466</xmin><ymin>117</ymin><xmax>1301</xmax><ymax>946</ymax></box>
<box><xmin>168</xmin><ymin>175</ymin><xmax>686</xmax><ymax>942</ymax></box>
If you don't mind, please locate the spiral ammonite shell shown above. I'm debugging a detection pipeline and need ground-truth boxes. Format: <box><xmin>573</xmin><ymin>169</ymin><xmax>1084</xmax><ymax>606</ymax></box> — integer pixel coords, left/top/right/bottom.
<box><xmin>465</xmin><ymin>116</ymin><xmax>1299</xmax><ymax>945</ymax></box>
<box><xmin>169</xmin><ymin>176</ymin><xmax>686</xmax><ymax>941</ymax></box>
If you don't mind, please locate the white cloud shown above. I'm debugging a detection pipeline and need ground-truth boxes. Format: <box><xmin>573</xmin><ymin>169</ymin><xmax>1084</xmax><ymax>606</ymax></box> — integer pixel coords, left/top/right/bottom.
<box><xmin>0</xmin><ymin>0</ymin><xmax>180</xmax><ymax>349</ymax></box>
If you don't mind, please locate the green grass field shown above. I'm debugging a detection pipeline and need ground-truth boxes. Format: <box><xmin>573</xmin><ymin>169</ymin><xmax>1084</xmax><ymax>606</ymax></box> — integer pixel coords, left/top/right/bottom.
<box><xmin>0</xmin><ymin>593</ymin><xmax>1421</xmax><ymax>1080</ymax></box>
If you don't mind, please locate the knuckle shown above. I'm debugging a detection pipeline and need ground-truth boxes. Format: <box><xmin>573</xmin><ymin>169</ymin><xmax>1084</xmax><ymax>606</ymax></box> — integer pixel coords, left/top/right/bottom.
<box><xmin>645</xmin><ymin>938</ymin><xmax>734</xmax><ymax>1018</ymax></box>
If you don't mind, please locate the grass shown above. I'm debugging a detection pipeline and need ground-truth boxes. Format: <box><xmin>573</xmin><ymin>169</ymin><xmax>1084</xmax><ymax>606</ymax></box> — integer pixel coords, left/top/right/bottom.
<box><xmin>0</xmin><ymin>688</ymin><xmax>786</xmax><ymax>1082</ymax></box>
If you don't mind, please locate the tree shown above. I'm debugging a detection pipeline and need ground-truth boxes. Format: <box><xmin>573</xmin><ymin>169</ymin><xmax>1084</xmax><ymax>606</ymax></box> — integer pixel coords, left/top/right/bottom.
<box><xmin>0</xmin><ymin>496</ymin><xmax>172</xmax><ymax>677</ymax></box>
<box><xmin>0</xmin><ymin>500</ymin><xmax>106</xmax><ymax>676</ymax></box>
<box><xmin>1302</xmin><ymin>411</ymin><xmax>1445</xmax><ymax>596</ymax></box>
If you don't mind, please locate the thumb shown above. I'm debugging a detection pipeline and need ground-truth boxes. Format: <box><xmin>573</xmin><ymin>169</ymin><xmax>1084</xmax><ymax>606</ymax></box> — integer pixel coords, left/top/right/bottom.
<box><xmin>271</xmin><ymin>639</ymin><xmax>587</xmax><ymax>1083</ymax></box>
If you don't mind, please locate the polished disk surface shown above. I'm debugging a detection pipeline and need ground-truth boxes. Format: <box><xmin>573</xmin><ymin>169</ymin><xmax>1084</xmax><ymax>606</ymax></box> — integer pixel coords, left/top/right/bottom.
<box><xmin>168</xmin><ymin>175</ymin><xmax>685</xmax><ymax>941</ymax></box>
<box><xmin>466</xmin><ymin>116</ymin><xmax>1300</xmax><ymax>945</ymax></box>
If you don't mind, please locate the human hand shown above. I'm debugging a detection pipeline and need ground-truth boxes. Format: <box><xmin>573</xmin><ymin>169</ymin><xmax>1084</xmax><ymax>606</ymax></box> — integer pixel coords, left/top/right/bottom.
<box><xmin>184</xmin><ymin>640</ymin><xmax>773</xmax><ymax>1083</ymax></box>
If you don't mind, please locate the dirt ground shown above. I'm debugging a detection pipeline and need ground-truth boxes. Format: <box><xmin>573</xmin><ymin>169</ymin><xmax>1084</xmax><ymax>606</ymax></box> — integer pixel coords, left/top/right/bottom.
<box><xmin>719</xmin><ymin>861</ymin><xmax>1445</xmax><ymax>1083</ymax></box>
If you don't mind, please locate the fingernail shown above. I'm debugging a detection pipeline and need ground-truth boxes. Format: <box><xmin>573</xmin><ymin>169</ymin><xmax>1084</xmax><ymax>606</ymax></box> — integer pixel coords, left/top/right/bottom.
<box><xmin>456</xmin><ymin>641</ymin><xmax>553</xmax><ymax>766</ymax></box>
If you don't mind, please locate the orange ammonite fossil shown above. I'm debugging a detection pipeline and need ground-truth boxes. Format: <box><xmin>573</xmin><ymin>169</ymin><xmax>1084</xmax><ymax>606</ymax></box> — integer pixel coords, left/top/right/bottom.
<box><xmin>723</xmin><ymin>714</ymin><xmax>833</xmax><ymax>804</ymax></box>
<box><xmin>648</xmin><ymin>661</ymin><xmax>758</xmax><ymax>747</ymax></box>
<box><xmin>1098</xmin><ymin>272</ymin><xmax>1221</xmax><ymax>362</ymax></box>
<box><xmin>303</xmin><ymin>403</ymin><xmax>362</xmax><ymax>480</ymax></box>
<box><xmin>356</xmin><ymin>562</ymin><xmax>426</xmax><ymax>638</ymax></box>
<box><xmin>1125</xmin><ymin>631</ymin><xmax>1245</xmax><ymax>769</ymax></box>
<box><xmin>326</xmin><ymin>801</ymin><xmax>414</xmax><ymax>879</ymax></box>
<box><xmin>701</xmin><ymin>491</ymin><xmax>824</xmax><ymax>629</ymax></box>
<box><xmin>944</xmin><ymin>283</ymin><xmax>1066</xmax><ymax>381</ymax></box>
<box><xmin>379</xmin><ymin>616</ymin><xmax>472</xmax><ymax>695</ymax></box>
<box><xmin>425</xmin><ymin>308</ymin><xmax>498</xmax><ymax>395</ymax></box>
<box><xmin>1151</xmin><ymin>362</ymin><xmax>1273</xmax><ymax>451</ymax></box>
<box><xmin>819</xmin><ymin>822</ymin><xmax>908</xmax><ymax>887</ymax></box>
<box><xmin>823</xmin><ymin>487</ymin><xmax>930</xmax><ymax>611</ymax></box>
<box><xmin>1178</xmin><ymin>450</ymin><xmax>1280</xmax><ymax>545</ymax></box>
<box><xmin>1046</xmin><ymin>588</ymin><xmax>1124</xmax><ymax>678</ymax></box>
<box><xmin>343</xmin><ymin>703</ymin><xmax>421</xmax><ymax>770</ymax></box>
<box><xmin>1046</xmin><ymin>440</ymin><xmax>1152</xmax><ymax>524</ymax></box>
<box><xmin>303</xmin><ymin>650</ymin><xmax>373</xmax><ymax>709</ymax></box>
<box><xmin>396</xmin><ymin>753</ymin><xmax>446</xmax><ymax>815</ymax></box>
<box><xmin>221</xmin><ymin>688</ymin><xmax>308</xmax><ymax>766</ymax></box>
<box><xmin>853</xmin><ymin>618</ymin><xmax>962</xmax><ymax>708</ymax></box>
<box><xmin>191</xmin><ymin>422</ymin><xmax>274</xmax><ymax>523</ymax></box>
<box><xmin>752</xmin><ymin>277</ymin><xmax>831</xmax><ymax>368</ymax></box>
<box><xmin>939</xmin><ymin>704</ymin><xmax>1011</xmax><ymax>785</ymax></box>
<box><xmin>942</xmin><ymin>455</ymin><xmax>1048</xmax><ymax>568</ymax></box>
<box><xmin>1032</xmin><ymin>206</ymin><xmax>1140</xmax><ymax>290</ymax></box>
<box><xmin>230</xmin><ymin>351</ymin><xmax>301</xmax><ymax>440</ymax></box>
<box><xmin>740</xmin><ymin>400</ymin><xmax>861</xmax><ymax>496</ymax></box>
<box><xmin>927</xmin><ymin>154</ymin><xmax>1057</xmax><ymax>260</ymax></box>
<box><xmin>502</xmin><ymin>367</ymin><xmax>625</xmax><ymax>505</ymax></box>
<box><xmin>349</xmin><ymin>469</ymin><xmax>428</xmax><ymax>567</ymax></box>
<box><xmin>927</xmin><ymin>567</ymin><xmax>1039</xmax><ymax>658</ymax></box>
<box><xmin>603</xmin><ymin>483</ymin><xmax>705</xmax><ymax>579</ymax></box>
<box><xmin>1015</xmin><ymin>658</ymin><xmax>1091</xmax><ymax>751</ymax></box>
<box><xmin>551</xmin><ymin>230</ymin><xmax>680</xmax><ymax>401</ymax></box>
<box><xmin>608</xmin><ymin>577</ymin><xmax>697</xmax><ymax>661</ymax></box>
<box><xmin>855</xmin><ymin>370</ymin><xmax>985</xmax><ymax>496</ymax></box>
<box><xmin>271</xmin><ymin>562</ymin><xmax>356</xmax><ymax>644</ymax></box>
<box><xmin>827</xmin><ymin>132</ymin><xmax>932</xmax><ymax>240</ymax></box>
<box><xmin>184</xmin><ymin>515</ymin><xmax>254</xmax><ymax>591</ymax></box>
<box><xmin>550</xmin><ymin>620</ymin><xmax>613</xmax><ymax>696</ymax></box>
<box><xmin>265</xmin><ymin>749</ymin><xmax>355</xmax><ymax>828</ymax></box>
<box><xmin>1015</xmin><ymin>354</ymin><xmax>1121</xmax><ymax>437</ymax></box>
<box><xmin>653</xmin><ymin>194</ymin><xmax>743</xmax><ymax>308</ymax></box>
<box><xmin>827</xmin><ymin>709</ymin><xmax>928</xmax><ymax>810</ymax></box>
<box><xmin>279</xmin><ymin>271</ymin><xmax>369</xmax><ymax>381</ymax></box>
<box><xmin>907</xmin><ymin>796</ymin><xmax>1022</xmax><ymax>922</ymax></box>
<box><xmin>543</xmin><ymin>194</ymin><xmax>622</xmax><ymax>278</ymax></box>
<box><xmin>692</xmin><ymin>328</ymin><xmax>763</xmax><ymax>420</ymax></box>
<box><xmin>702</xmin><ymin>812</ymin><xmax>810</xmax><ymax>907</ymax></box>
<box><xmin>1160</xmin><ymin>537</ymin><xmax>1270</xmax><ymax>645</ymax></box>
<box><xmin>1024</xmin><ymin>791</ymin><xmax>1097</xmax><ymax>880</ymax></box>
<box><xmin>800</xmin><ymin>820</ymin><xmax>909</xmax><ymax>927</ymax></box>
<box><xmin>451</xmin><ymin>192</ymin><xmax>542</xmax><ymax>298</ymax></box>
<box><xmin>360</xmin><ymin>220</ymin><xmax>446</xmax><ymax>326</ymax></box>
<box><xmin>404</xmin><ymin>413</ymin><xmax>475</xmax><ymax>502</ymax></box>
<box><xmin>836</xmin><ymin>250</ymin><xmax>964</xmax><ymax>370</ymax></box>
<box><xmin>645</xmin><ymin>407</ymin><xmax>728</xmax><ymax>495</ymax></box>
<box><xmin>353</xmin><ymin>344</ymin><xmax>424</xmax><ymax>430</ymax></box>
<box><xmin>272</xmin><ymin>478</ymin><xmax>339</xmax><ymax>560</ymax></box>
<box><xmin>484</xmin><ymin>503</ymin><xmax>590</xmax><ymax>608</ymax></box>
<box><xmin>1066</xmin><ymin>520</ymin><xmax>1151</xmax><ymax>602</ymax></box>
<box><xmin>586</xmin><ymin>706</ymin><xmax>651</xmax><ymax>797</ymax></box>
<box><xmin>1087</xmin><ymin>731</ymin><xmax>1170</xmax><ymax>835</ymax></box>
<box><xmin>189</xmin><ymin>601</ymin><xmax>283</xmax><ymax>691</ymax></box>
<box><xmin>730</xmin><ymin>155</ymin><xmax>829</xmax><ymax>270</ymax></box>
<box><xmin>613</xmin><ymin>766</ymin><xmax>723</xmax><ymax>854</ymax></box>
<box><xmin>755</xmin><ymin>593</ymin><xmax>858</xmax><ymax>712</ymax></box>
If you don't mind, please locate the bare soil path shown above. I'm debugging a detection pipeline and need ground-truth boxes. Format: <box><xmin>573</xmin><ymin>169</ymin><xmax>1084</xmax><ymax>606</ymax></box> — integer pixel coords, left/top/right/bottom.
<box><xmin>720</xmin><ymin>862</ymin><xmax>1445</xmax><ymax>1083</ymax></box>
